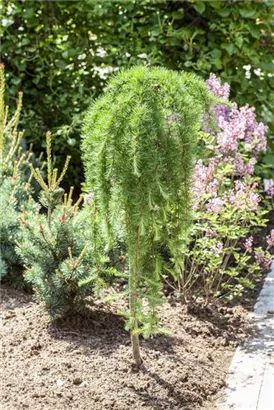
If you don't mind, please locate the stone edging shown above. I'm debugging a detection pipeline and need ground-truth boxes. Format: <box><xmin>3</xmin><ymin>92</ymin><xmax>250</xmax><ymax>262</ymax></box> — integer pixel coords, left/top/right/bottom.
<box><xmin>218</xmin><ymin>262</ymin><xmax>274</xmax><ymax>410</ymax></box>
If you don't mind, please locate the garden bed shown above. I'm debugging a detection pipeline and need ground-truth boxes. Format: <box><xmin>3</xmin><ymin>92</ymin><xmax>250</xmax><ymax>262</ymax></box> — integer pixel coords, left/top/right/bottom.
<box><xmin>1</xmin><ymin>53</ymin><xmax>273</xmax><ymax>410</ymax></box>
<box><xmin>2</xmin><ymin>212</ymin><xmax>273</xmax><ymax>410</ymax></box>
<box><xmin>1</xmin><ymin>284</ymin><xmax>255</xmax><ymax>410</ymax></box>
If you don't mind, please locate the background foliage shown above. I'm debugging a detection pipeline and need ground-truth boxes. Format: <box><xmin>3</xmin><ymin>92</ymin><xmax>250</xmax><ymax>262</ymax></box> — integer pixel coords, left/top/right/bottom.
<box><xmin>1</xmin><ymin>0</ymin><xmax>273</xmax><ymax>183</ymax></box>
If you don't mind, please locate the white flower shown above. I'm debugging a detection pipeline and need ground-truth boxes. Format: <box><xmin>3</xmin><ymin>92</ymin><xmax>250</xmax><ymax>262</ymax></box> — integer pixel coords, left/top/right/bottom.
<box><xmin>2</xmin><ymin>18</ymin><xmax>14</xmax><ymax>27</ymax></box>
<box><xmin>137</xmin><ymin>53</ymin><xmax>148</xmax><ymax>59</ymax></box>
<box><xmin>243</xmin><ymin>65</ymin><xmax>251</xmax><ymax>71</ymax></box>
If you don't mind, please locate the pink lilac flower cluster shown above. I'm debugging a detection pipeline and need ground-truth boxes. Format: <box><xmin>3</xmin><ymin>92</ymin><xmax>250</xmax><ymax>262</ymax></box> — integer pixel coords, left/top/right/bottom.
<box><xmin>206</xmin><ymin>74</ymin><xmax>230</xmax><ymax>100</ymax></box>
<box><xmin>210</xmin><ymin>242</ymin><xmax>223</xmax><ymax>256</ymax></box>
<box><xmin>244</xmin><ymin>236</ymin><xmax>253</xmax><ymax>253</ymax></box>
<box><xmin>234</xmin><ymin>153</ymin><xmax>257</xmax><ymax>176</ymax></box>
<box><xmin>193</xmin><ymin>74</ymin><xmax>267</xmax><ymax>213</ymax></box>
<box><xmin>216</xmin><ymin>103</ymin><xmax>268</xmax><ymax>154</ymax></box>
<box><xmin>266</xmin><ymin>230</ymin><xmax>274</xmax><ymax>248</ymax></box>
<box><xmin>206</xmin><ymin>229</ymin><xmax>217</xmax><ymax>238</ymax></box>
<box><xmin>193</xmin><ymin>159</ymin><xmax>217</xmax><ymax>210</ymax></box>
<box><xmin>255</xmin><ymin>248</ymin><xmax>272</xmax><ymax>271</ymax></box>
<box><xmin>206</xmin><ymin>74</ymin><xmax>268</xmax><ymax>160</ymax></box>
<box><xmin>206</xmin><ymin>197</ymin><xmax>224</xmax><ymax>214</ymax></box>
<box><xmin>193</xmin><ymin>159</ymin><xmax>215</xmax><ymax>189</ymax></box>
<box><xmin>205</xmin><ymin>74</ymin><xmax>230</xmax><ymax>130</ymax></box>
<box><xmin>227</xmin><ymin>180</ymin><xmax>260</xmax><ymax>211</ymax></box>
<box><xmin>264</xmin><ymin>179</ymin><xmax>274</xmax><ymax>196</ymax></box>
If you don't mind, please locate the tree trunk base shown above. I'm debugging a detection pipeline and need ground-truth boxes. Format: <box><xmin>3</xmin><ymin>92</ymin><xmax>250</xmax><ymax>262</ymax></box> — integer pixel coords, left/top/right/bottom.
<box><xmin>131</xmin><ymin>333</ymin><xmax>142</xmax><ymax>367</ymax></box>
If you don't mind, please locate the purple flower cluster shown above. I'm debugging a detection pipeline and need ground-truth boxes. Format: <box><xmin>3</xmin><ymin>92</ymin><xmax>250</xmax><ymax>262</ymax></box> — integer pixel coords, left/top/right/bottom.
<box><xmin>206</xmin><ymin>197</ymin><xmax>224</xmax><ymax>214</ymax></box>
<box><xmin>244</xmin><ymin>236</ymin><xmax>253</xmax><ymax>253</ymax></box>
<box><xmin>228</xmin><ymin>180</ymin><xmax>260</xmax><ymax>211</ymax></box>
<box><xmin>193</xmin><ymin>74</ymin><xmax>268</xmax><ymax>214</ymax></box>
<box><xmin>206</xmin><ymin>74</ymin><xmax>230</xmax><ymax>100</ymax></box>
<box><xmin>210</xmin><ymin>242</ymin><xmax>223</xmax><ymax>256</ymax></box>
<box><xmin>206</xmin><ymin>74</ymin><xmax>268</xmax><ymax>159</ymax></box>
<box><xmin>264</xmin><ymin>179</ymin><xmax>274</xmax><ymax>196</ymax></box>
<box><xmin>255</xmin><ymin>248</ymin><xmax>272</xmax><ymax>271</ymax></box>
<box><xmin>193</xmin><ymin>159</ymin><xmax>217</xmax><ymax>210</ymax></box>
<box><xmin>206</xmin><ymin>229</ymin><xmax>217</xmax><ymax>238</ymax></box>
<box><xmin>234</xmin><ymin>154</ymin><xmax>256</xmax><ymax>176</ymax></box>
<box><xmin>190</xmin><ymin>73</ymin><xmax>273</xmax><ymax>287</ymax></box>
<box><xmin>266</xmin><ymin>230</ymin><xmax>274</xmax><ymax>248</ymax></box>
<box><xmin>216</xmin><ymin>103</ymin><xmax>268</xmax><ymax>155</ymax></box>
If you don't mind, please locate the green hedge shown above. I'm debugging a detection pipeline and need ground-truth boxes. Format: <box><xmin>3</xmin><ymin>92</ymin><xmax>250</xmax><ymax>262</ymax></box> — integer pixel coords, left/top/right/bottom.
<box><xmin>1</xmin><ymin>0</ymin><xmax>273</xmax><ymax>183</ymax></box>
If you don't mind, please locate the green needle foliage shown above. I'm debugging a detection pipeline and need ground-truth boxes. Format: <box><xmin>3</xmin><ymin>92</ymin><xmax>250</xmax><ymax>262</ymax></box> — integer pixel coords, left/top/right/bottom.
<box><xmin>82</xmin><ymin>66</ymin><xmax>217</xmax><ymax>366</ymax></box>
<box><xmin>0</xmin><ymin>63</ymin><xmax>37</xmax><ymax>282</ymax></box>
<box><xmin>29</xmin><ymin>130</ymin><xmax>71</xmax><ymax>227</ymax></box>
<box><xmin>16</xmin><ymin>193</ymin><xmax>95</xmax><ymax>317</ymax></box>
<box><xmin>17</xmin><ymin>133</ymin><xmax>96</xmax><ymax>318</ymax></box>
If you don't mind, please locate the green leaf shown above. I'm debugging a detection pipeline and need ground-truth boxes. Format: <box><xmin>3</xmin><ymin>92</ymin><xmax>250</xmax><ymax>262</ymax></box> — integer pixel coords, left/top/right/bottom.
<box><xmin>172</xmin><ymin>11</ymin><xmax>184</xmax><ymax>19</ymax></box>
<box><xmin>193</xmin><ymin>2</ymin><xmax>206</xmax><ymax>14</ymax></box>
<box><xmin>58</xmin><ymin>60</ymin><xmax>67</xmax><ymax>69</ymax></box>
<box><xmin>211</xmin><ymin>49</ymin><xmax>222</xmax><ymax>58</ymax></box>
<box><xmin>239</xmin><ymin>9</ymin><xmax>257</xmax><ymax>18</ymax></box>
<box><xmin>235</xmin><ymin>36</ymin><xmax>243</xmax><ymax>49</ymax></box>
<box><xmin>11</xmin><ymin>78</ymin><xmax>21</xmax><ymax>86</ymax></box>
<box><xmin>184</xmin><ymin>61</ymin><xmax>193</xmax><ymax>67</ymax></box>
<box><xmin>222</xmin><ymin>43</ymin><xmax>236</xmax><ymax>56</ymax></box>
<box><xmin>263</xmin><ymin>154</ymin><xmax>274</xmax><ymax>166</ymax></box>
<box><xmin>62</xmin><ymin>50</ymin><xmax>69</xmax><ymax>59</ymax></box>
<box><xmin>261</xmin><ymin>61</ymin><xmax>274</xmax><ymax>72</ymax></box>
<box><xmin>218</xmin><ymin>9</ymin><xmax>231</xmax><ymax>17</ymax></box>
<box><xmin>21</xmin><ymin>38</ymin><xmax>30</xmax><ymax>46</ymax></box>
<box><xmin>32</xmin><ymin>78</ymin><xmax>40</xmax><ymax>85</ymax></box>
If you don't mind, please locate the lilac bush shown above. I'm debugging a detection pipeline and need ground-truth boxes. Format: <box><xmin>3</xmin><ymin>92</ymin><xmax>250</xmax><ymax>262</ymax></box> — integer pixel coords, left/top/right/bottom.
<box><xmin>179</xmin><ymin>74</ymin><xmax>273</xmax><ymax>302</ymax></box>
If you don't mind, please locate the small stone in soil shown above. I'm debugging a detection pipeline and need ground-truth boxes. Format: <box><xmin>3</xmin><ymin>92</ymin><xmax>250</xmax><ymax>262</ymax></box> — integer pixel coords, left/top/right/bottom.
<box><xmin>56</xmin><ymin>379</ymin><xmax>66</xmax><ymax>387</ymax></box>
<box><xmin>73</xmin><ymin>377</ymin><xmax>83</xmax><ymax>385</ymax></box>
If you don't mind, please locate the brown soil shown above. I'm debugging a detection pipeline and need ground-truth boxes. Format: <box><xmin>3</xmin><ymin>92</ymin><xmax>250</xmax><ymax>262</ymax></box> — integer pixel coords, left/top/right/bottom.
<box><xmin>2</xmin><ymin>211</ymin><xmax>272</xmax><ymax>410</ymax></box>
<box><xmin>1</xmin><ymin>285</ymin><xmax>252</xmax><ymax>410</ymax></box>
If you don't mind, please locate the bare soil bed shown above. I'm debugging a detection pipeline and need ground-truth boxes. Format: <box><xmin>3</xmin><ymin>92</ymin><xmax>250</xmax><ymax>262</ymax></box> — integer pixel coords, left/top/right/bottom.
<box><xmin>1</xmin><ymin>284</ymin><xmax>253</xmax><ymax>410</ymax></box>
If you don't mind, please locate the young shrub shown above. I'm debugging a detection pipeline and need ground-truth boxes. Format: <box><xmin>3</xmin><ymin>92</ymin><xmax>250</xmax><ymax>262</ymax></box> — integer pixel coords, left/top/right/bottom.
<box><xmin>180</xmin><ymin>74</ymin><xmax>273</xmax><ymax>302</ymax></box>
<box><xmin>17</xmin><ymin>133</ymin><xmax>96</xmax><ymax>317</ymax></box>
<box><xmin>0</xmin><ymin>63</ymin><xmax>37</xmax><ymax>282</ymax></box>
<box><xmin>81</xmin><ymin>66</ymin><xmax>218</xmax><ymax>366</ymax></box>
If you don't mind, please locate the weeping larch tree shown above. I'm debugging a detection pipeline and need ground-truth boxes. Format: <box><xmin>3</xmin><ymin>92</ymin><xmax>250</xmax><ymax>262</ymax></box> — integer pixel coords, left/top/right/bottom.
<box><xmin>81</xmin><ymin>66</ymin><xmax>218</xmax><ymax>367</ymax></box>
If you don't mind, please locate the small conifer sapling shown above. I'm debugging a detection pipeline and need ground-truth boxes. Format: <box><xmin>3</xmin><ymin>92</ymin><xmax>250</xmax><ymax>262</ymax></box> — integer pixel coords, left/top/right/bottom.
<box><xmin>17</xmin><ymin>132</ymin><xmax>96</xmax><ymax>316</ymax></box>
<box><xmin>0</xmin><ymin>63</ymin><xmax>38</xmax><ymax>281</ymax></box>
<box><xmin>82</xmin><ymin>67</ymin><xmax>218</xmax><ymax>366</ymax></box>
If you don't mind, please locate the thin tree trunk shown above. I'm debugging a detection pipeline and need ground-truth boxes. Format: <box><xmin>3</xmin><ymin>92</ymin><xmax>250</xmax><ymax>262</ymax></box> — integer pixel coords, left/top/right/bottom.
<box><xmin>131</xmin><ymin>333</ymin><xmax>142</xmax><ymax>367</ymax></box>
<box><xmin>129</xmin><ymin>226</ymin><xmax>142</xmax><ymax>367</ymax></box>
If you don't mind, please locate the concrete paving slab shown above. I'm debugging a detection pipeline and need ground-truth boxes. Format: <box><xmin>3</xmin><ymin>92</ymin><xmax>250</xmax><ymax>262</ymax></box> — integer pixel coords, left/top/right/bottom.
<box><xmin>218</xmin><ymin>263</ymin><xmax>274</xmax><ymax>410</ymax></box>
<box><xmin>257</xmin><ymin>361</ymin><xmax>274</xmax><ymax>410</ymax></box>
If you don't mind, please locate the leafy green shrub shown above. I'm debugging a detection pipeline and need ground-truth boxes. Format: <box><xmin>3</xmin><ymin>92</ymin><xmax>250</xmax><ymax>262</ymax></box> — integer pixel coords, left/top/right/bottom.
<box><xmin>2</xmin><ymin>0</ymin><xmax>273</xmax><ymax>183</ymax></box>
<box><xmin>82</xmin><ymin>66</ymin><xmax>218</xmax><ymax>365</ymax></box>
<box><xmin>17</xmin><ymin>133</ymin><xmax>96</xmax><ymax>317</ymax></box>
